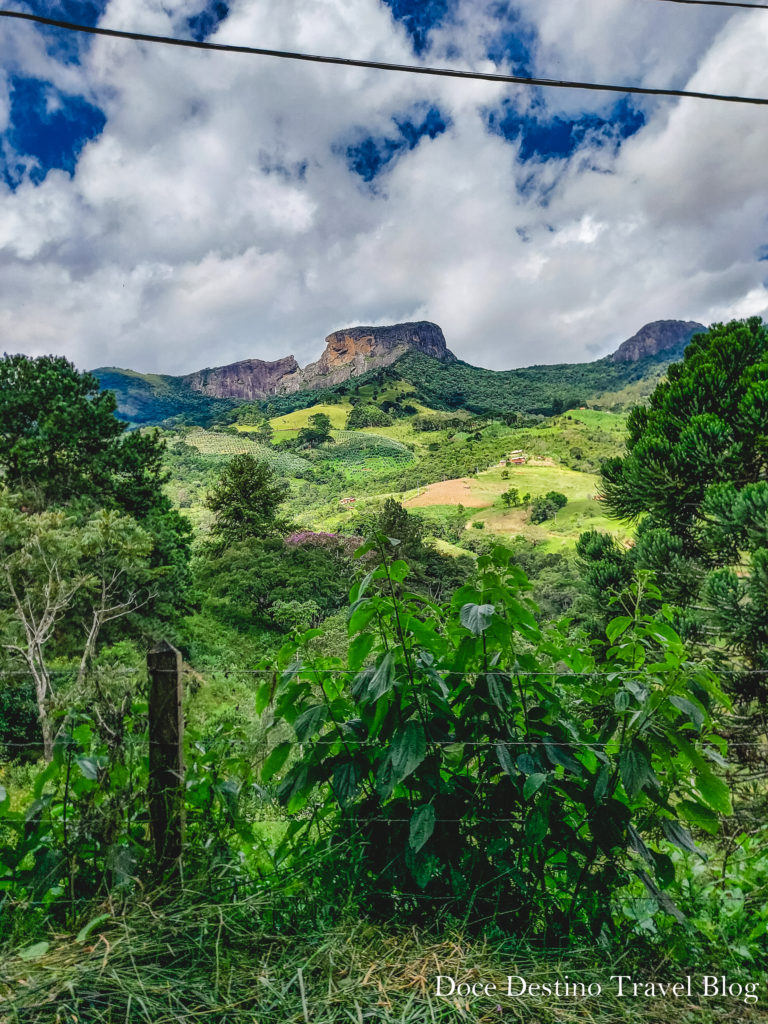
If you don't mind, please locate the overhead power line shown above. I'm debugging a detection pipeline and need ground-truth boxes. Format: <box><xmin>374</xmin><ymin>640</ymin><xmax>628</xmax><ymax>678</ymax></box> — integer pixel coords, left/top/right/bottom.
<box><xmin>650</xmin><ymin>0</ymin><xmax>768</xmax><ymax>9</ymax></box>
<box><xmin>1</xmin><ymin>9</ymin><xmax>768</xmax><ymax>107</ymax></box>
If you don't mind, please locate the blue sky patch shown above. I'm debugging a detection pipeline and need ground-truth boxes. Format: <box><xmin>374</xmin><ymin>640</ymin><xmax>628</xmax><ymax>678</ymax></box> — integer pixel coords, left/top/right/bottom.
<box><xmin>487</xmin><ymin>97</ymin><xmax>645</xmax><ymax>161</ymax></box>
<box><xmin>757</xmin><ymin>245</ymin><xmax>768</xmax><ymax>262</ymax></box>
<box><xmin>1</xmin><ymin>77</ymin><xmax>106</xmax><ymax>189</ymax></box>
<box><xmin>380</xmin><ymin>0</ymin><xmax>455</xmax><ymax>55</ymax></box>
<box><xmin>20</xmin><ymin>0</ymin><xmax>109</xmax><ymax>64</ymax></box>
<box><xmin>484</xmin><ymin>3</ymin><xmax>535</xmax><ymax>75</ymax></box>
<box><xmin>187</xmin><ymin>2</ymin><xmax>230</xmax><ymax>42</ymax></box>
<box><xmin>343</xmin><ymin>105</ymin><xmax>450</xmax><ymax>182</ymax></box>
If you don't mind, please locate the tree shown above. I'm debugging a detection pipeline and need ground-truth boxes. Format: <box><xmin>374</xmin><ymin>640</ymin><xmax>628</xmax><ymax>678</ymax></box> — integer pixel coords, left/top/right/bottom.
<box><xmin>0</xmin><ymin>354</ymin><xmax>167</xmax><ymax>516</ymax></box>
<box><xmin>582</xmin><ymin>318</ymin><xmax>768</xmax><ymax>681</ymax></box>
<box><xmin>297</xmin><ymin>412</ymin><xmax>333</xmax><ymax>447</ymax></box>
<box><xmin>501</xmin><ymin>488</ymin><xmax>520</xmax><ymax>509</ymax></box>
<box><xmin>206</xmin><ymin>453</ymin><xmax>292</xmax><ymax>545</ymax></box>
<box><xmin>530</xmin><ymin>491</ymin><xmax>567</xmax><ymax>524</ymax></box>
<box><xmin>0</xmin><ymin>498</ymin><xmax>155</xmax><ymax>758</ymax></box>
<box><xmin>254</xmin><ymin>417</ymin><xmax>274</xmax><ymax>445</ymax></box>
<box><xmin>0</xmin><ymin>354</ymin><xmax>192</xmax><ymax>619</ymax></box>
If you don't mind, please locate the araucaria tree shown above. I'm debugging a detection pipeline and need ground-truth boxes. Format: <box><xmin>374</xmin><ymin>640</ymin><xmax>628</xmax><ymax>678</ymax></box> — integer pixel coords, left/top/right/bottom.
<box><xmin>205</xmin><ymin>452</ymin><xmax>292</xmax><ymax>545</ymax></box>
<box><xmin>578</xmin><ymin>318</ymin><xmax>768</xmax><ymax>685</ymax></box>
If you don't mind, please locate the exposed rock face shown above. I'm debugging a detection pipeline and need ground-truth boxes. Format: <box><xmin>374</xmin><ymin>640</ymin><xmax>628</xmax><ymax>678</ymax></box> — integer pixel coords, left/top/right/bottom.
<box><xmin>182</xmin><ymin>322</ymin><xmax>455</xmax><ymax>399</ymax></box>
<box><xmin>280</xmin><ymin>321</ymin><xmax>455</xmax><ymax>393</ymax></box>
<box><xmin>611</xmin><ymin>320</ymin><xmax>705</xmax><ymax>363</ymax></box>
<box><xmin>183</xmin><ymin>356</ymin><xmax>300</xmax><ymax>400</ymax></box>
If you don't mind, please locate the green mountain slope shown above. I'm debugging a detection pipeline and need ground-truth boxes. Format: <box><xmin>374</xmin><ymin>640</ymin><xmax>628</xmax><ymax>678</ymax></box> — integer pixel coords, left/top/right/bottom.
<box><xmin>92</xmin><ymin>367</ymin><xmax>240</xmax><ymax>426</ymax></box>
<box><xmin>94</xmin><ymin>341</ymin><xmax>690</xmax><ymax>426</ymax></box>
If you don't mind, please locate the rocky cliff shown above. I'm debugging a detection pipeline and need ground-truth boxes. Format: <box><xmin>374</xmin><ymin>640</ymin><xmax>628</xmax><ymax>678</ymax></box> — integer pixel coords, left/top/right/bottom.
<box><xmin>280</xmin><ymin>321</ymin><xmax>455</xmax><ymax>393</ymax></box>
<box><xmin>611</xmin><ymin>320</ymin><xmax>705</xmax><ymax>363</ymax></box>
<box><xmin>182</xmin><ymin>355</ymin><xmax>300</xmax><ymax>400</ymax></box>
<box><xmin>182</xmin><ymin>322</ymin><xmax>454</xmax><ymax>399</ymax></box>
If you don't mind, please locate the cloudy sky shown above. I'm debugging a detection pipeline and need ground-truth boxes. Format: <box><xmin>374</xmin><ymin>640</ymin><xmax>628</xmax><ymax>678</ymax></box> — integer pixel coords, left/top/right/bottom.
<box><xmin>1</xmin><ymin>0</ymin><xmax>767</xmax><ymax>374</ymax></box>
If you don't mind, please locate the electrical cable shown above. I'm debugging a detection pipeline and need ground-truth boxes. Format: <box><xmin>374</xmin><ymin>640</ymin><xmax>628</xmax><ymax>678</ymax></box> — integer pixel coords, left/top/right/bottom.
<box><xmin>1</xmin><ymin>9</ymin><xmax>768</xmax><ymax>107</ymax></box>
<box><xmin>649</xmin><ymin>0</ymin><xmax>768</xmax><ymax>9</ymax></box>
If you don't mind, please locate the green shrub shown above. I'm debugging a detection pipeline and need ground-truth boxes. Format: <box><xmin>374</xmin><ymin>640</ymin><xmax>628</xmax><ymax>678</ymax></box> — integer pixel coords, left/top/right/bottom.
<box><xmin>261</xmin><ymin>544</ymin><xmax>730</xmax><ymax>939</ymax></box>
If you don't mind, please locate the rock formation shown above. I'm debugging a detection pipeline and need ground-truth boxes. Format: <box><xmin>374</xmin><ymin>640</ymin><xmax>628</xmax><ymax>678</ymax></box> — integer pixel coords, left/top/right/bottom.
<box><xmin>281</xmin><ymin>321</ymin><xmax>454</xmax><ymax>393</ymax></box>
<box><xmin>182</xmin><ymin>322</ymin><xmax>454</xmax><ymax>399</ymax></box>
<box><xmin>183</xmin><ymin>355</ymin><xmax>299</xmax><ymax>400</ymax></box>
<box><xmin>611</xmin><ymin>320</ymin><xmax>705</xmax><ymax>363</ymax></box>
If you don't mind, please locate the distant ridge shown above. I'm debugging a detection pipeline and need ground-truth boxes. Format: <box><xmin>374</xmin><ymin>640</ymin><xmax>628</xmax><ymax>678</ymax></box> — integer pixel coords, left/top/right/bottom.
<box><xmin>92</xmin><ymin>318</ymin><xmax>707</xmax><ymax>426</ymax></box>
<box><xmin>177</xmin><ymin>321</ymin><xmax>455</xmax><ymax>400</ymax></box>
<box><xmin>611</xmin><ymin>320</ymin><xmax>705</xmax><ymax>363</ymax></box>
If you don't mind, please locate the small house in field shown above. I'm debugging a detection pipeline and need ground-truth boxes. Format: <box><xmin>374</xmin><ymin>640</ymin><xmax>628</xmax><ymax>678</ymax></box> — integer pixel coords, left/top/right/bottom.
<box><xmin>339</xmin><ymin>496</ymin><xmax>356</xmax><ymax>506</ymax></box>
<box><xmin>508</xmin><ymin>450</ymin><xmax>526</xmax><ymax>464</ymax></box>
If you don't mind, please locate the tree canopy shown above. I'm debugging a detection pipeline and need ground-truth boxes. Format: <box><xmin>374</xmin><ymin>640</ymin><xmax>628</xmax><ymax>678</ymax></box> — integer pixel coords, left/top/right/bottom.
<box><xmin>205</xmin><ymin>453</ymin><xmax>292</xmax><ymax>545</ymax></box>
<box><xmin>0</xmin><ymin>354</ymin><xmax>168</xmax><ymax>516</ymax></box>
<box><xmin>580</xmin><ymin>318</ymin><xmax>768</xmax><ymax>682</ymax></box>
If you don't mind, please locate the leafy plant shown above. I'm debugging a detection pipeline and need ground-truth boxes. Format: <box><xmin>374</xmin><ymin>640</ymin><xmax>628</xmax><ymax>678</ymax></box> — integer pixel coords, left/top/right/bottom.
<box><xmin>261</xmin><ymin>541</ymin><xmax>730</xmax><ymax>939</ymax></box>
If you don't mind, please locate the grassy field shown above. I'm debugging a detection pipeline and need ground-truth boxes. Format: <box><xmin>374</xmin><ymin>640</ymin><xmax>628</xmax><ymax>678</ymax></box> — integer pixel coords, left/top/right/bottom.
<box><xmin>401</xmin><ymin>463</ymin><xmax>632</xmax><ymax>550</ymax></box>
<box><xmin>267</xmin><ymin>402</ymin><xmax>352</xmax><ymax>431</ymax></box>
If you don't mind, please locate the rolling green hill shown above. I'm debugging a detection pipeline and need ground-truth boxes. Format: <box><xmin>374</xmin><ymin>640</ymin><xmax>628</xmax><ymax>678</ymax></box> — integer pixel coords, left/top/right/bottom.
<box><xmin>94</xmin><ymin>340</ymin><xmax>689</xmax><ymax>427</ymax></box>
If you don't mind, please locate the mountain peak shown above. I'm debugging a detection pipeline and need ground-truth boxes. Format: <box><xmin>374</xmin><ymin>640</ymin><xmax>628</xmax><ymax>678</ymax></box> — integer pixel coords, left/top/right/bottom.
<box><xmin>611</xmin><ymin>320</ymin><xmax>706</xmax><ymax>363</ymax></box>
<box><xmin>179</xmin><ymin>321</ymin><xmax>455</xmax><ymax>400</ymax></box>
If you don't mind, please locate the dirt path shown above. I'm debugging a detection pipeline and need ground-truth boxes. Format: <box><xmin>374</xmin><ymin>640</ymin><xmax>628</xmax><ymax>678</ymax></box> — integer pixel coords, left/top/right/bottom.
<box><xmin>405</xmin><ymin>478</ymin><xmax>491</xmax><ymax>508</ymax></box>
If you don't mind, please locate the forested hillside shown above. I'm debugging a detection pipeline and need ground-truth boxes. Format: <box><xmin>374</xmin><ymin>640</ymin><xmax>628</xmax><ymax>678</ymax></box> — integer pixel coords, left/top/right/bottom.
<box><xmin>93</xmin><ymin>336</ymin><xmax>692</xmax><ymax>426</ymax></box>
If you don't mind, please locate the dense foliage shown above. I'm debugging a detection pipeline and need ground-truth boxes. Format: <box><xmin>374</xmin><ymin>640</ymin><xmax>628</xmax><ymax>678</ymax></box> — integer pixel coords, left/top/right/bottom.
<box><xmin>264</xmin><ymin>542</ymin><xmax>730</xmax><ymax>938</ymax></box>
<box><xmin>580</xmin><ymin>318</ymin><xmax>768</xmax><ymax>685</ymax></box>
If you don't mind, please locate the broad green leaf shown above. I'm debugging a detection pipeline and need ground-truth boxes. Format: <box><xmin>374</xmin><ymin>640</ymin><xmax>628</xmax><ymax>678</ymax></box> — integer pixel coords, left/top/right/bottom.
<box><xmin>215</xmin><ymin>779</ymin><xmax>240</xmax><ymax>816</ymax></box>
<box><xmin>678</xmin><ymin>799</ymin><xmax>719</xmax><ymax>835</ymax></box>
<box><xmin>670</xmin><ymin>695</ymin><xmax>705</xmax><ymax>730</ymax></box>
<box><xmin>294</xmin><ymin>704</ymin><xmax>328</xmax><ymax>743</ymax></box>
<box><xmin>388</xmin><ymin>559</ymin><xmax>410</xmax><ymax>583</ymax></box>
<box><xmin>348</xmin><ymin>599</ymin><xmax>378</xmax><ymax>636</ymax></box>
<box><xmin>254</xmin><ymin>680</ymin><xmax>273</xmax><ymax>715</ymax></box>
<box><xmin>76</xmin><ymin>756</ymin><xmax>100</xmax><ymax>781</ymax></box>
<box><xmin>409</xmin><ymin>804</ymin><xmax>436</xmax><ymax>852</ymax></box>
<box><xmin>76</xmin><ymin>913</ymin><xmax>111</xmax><ymax>944</ymax></box>
<box><xmin>405</xmin><ymin>847</ymin><xmax>439</xmax><ymax>888</ymax></box>
<box><xmin>544</xmin><ymin>744</ymin><xmax>584</xmax><ymax>777</ymax></box>
<box><xmin>352</xmin><ymin>569</ymin><xmax>376</xmax><ymax>602</ymax></box>
<box><xmin>390</xmin><ymin>721</ymin><xmax>426</xmax><ymax>784</ymax></box>
<box><xmin>496</xmin><ymin>743</ymin><xmax>516</xmax><ymax>777</ymax></box>
<box><xmin>505</xmin><ymin>597</ymin><xmax>541</xmax><ymax>639</ymax></box>
<box><xmin>367</xmin><ymin>651</ymin><xmax>397</xmax><ymax>702</ymax></box>
<box><xmin>614</xmin><ymin>690</ymin><xmax>631</xmax><ymax>712</ymax></box>
<box><xmin>516</xmin><ymin>753</ymin><xmax>537</xmax><ymax>775</ymax></box>
<box><xmin>375</xmin><ymin>752</ymin><xmax>395</xmax><ymax>800</ymax></box>
<box><xmin>606</xmin><ymin>616</ymin><xmax>632</xmax><ymax>644</ymax></box>
<box><xmin>619</xmin><ymin>746</ymin><xmax>652</xmax><ymax>801</ymax></box>
<box><xmin>332</xmin><ymin>762</ymin><xmax>362</xmax><ymax>808</ymax></box>
<box><xmin>594</xmin><ymin>765</ymin><xmax>611</xmax><ymax>803</ymax></box>
<box><xmin>523</xmin><ymin>773</ymin><xmax>547</xmax><ymax>800</ymax></box>
<box><xmin>695</xmin><ymin>768</ymin><xmax>732</xmax><ymax>816</ymax></box>
<box><xmin>459</xmin><ymin>603</ymin><xmax>495</xmax><ymax>635</ymax></box>
<box><xmin>348</xmin><ymin>632</ymin><xmax>375</xmax><ymax>671</ymax></box>
<box><xmin>261</xmin><ymin>741</ymin><xmax>292</xmax><ymax>783</ymax></box>
<box><xmin>450</xmin><ymin>585</ymin><xmax>483</xmax><ymax>611</ymax></box>
<box><xmin>442</xmin><ymin>742</ymin><xmax>464</xmax><ymax>767</ymax></box>
<box><xmin>627</xmin><ymin>823</ymin><xmax>652</xmax><ymax>864</ymax></box>
<box><xmin>525</xmin><ymin>808</ymin><xmax>547</xmax><ymax>846</ymax></box>
<box><xmin>662</xmin><ymin>819</ymin><xmax>706</xmax><ymax>859</ymax></box>
<box><xmin>487</xmin><ymin>673</ymin><xmax>512</xmax><ymax>712</ymax></box>
<box><xmin>646</xmin><ymin>621</ymin><xmax>682</xmax><ymax>648</ymax></box>
<box><xmin>17</xmin><ymin>942</ymin><xmax>49</xmax><ymax>961</ymax></box>
<box><xmin>33</xmin><ymin>761</ymin><xmax>59</xmax><ymax>799</ymax></box>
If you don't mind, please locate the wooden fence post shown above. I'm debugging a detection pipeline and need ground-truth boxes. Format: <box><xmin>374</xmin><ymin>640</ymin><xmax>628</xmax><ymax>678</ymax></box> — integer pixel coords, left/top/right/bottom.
<box><xmin>147</xmin><ymin>640</ymin><xmax>185</xmax><ymax>873</ymax></box>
